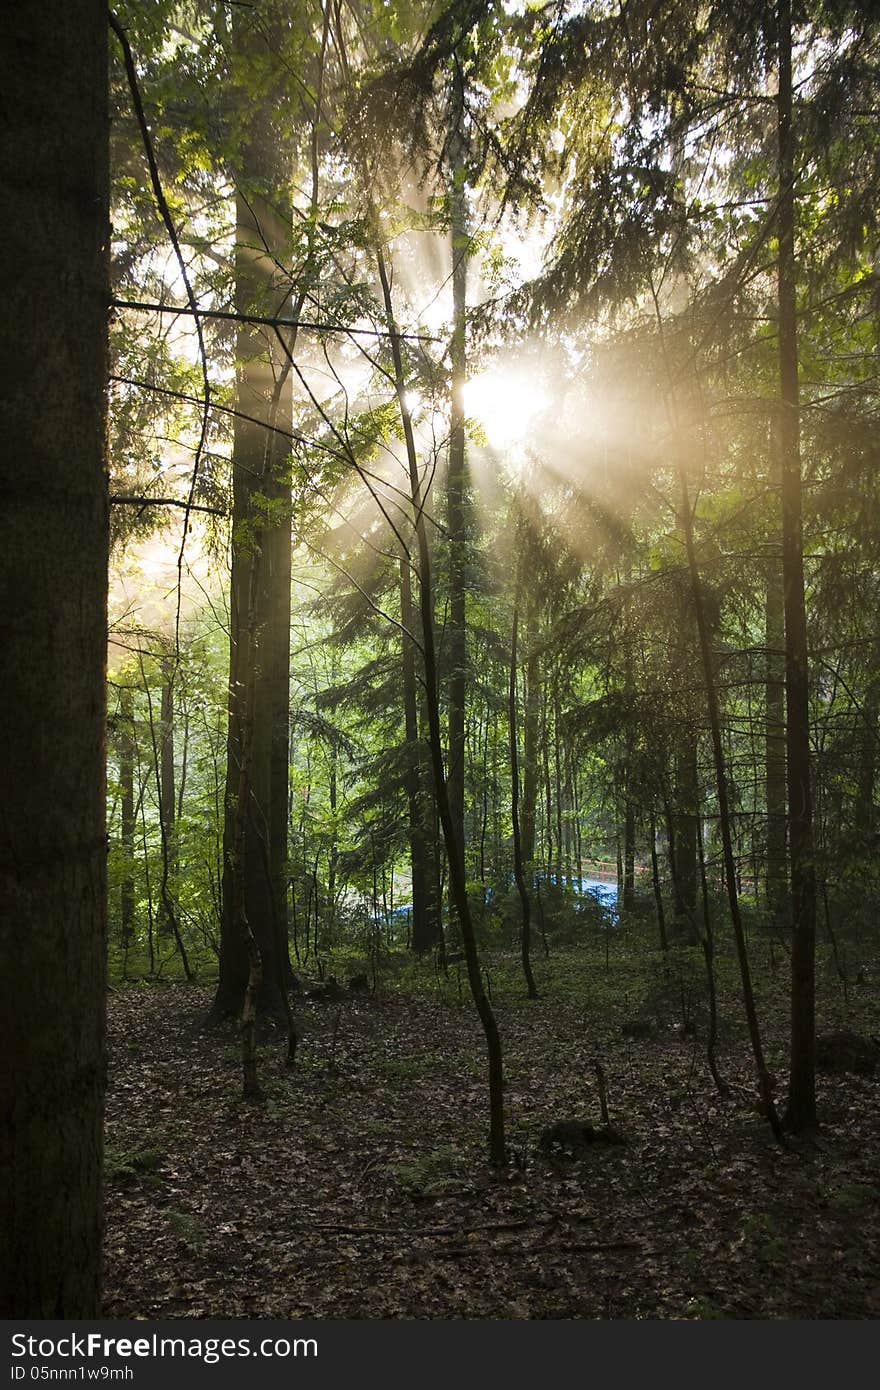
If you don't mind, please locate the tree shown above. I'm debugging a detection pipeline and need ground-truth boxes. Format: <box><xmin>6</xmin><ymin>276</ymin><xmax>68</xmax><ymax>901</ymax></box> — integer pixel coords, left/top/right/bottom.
<box><xmin>0</xmin><ymin>0</ymin><xmax>108</xmax><ymax>1315</ymax></box>
<box><xmin>212</xmin><ymin>3</ymin><xmax>304</xmax><ymax>1021</ymax></box>
<box><xmin>445</xmin><ymin>62</ymin><xmax>471</xmax><ymax>872</ymax></box>
<box><xmin>776</xmin><ymin>0</ymin><xmax>817</xmax><ymax>1132</ymax></box>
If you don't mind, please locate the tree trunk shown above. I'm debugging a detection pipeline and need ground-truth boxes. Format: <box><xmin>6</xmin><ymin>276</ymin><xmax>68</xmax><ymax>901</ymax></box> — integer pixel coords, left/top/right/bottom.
<box><xmin>520</xmin><ymin>605</ymin><xmax>541</xmax><ymax>875</ymax></box>
<box><xmin>542</xmin><ymin>690</ymin><xmax>554</xmax><ymax>877</ymax></box>
<box><xmin>765</xmin><ymin>466</ymin><xmax>788</xmax><ymax>925</ymax></box>
<box><xmin>510</xmin><ymin>591</ymin><xmax>538</xmax><ymax>998</ymax></box>
<box><xmin>674</xmin><ymin>744</ymin><xmax>698</xmax><ymax>929</ymax></box>
<box><xmin>158</xmin><ymin>655</ymin><xmax>176</xmax><ymax>923</ymax></box>
<box><xmin>401</xmin><ymin>553</ymin><xmax>439</xmax><ymax>952</ymax></box>
<box><xmin>679</xmin><ymin>466</ymin><xmax>782</xmax><ymax>1140</ymax></box>
<box><xmin>141</xmin><ymin>653</ymin><xmax>191</xmax><ymax>978</ymax></box>
<box><xmin>212</xmin><ymin>40</ymin><xmax>293</xmax><ymax>1020</ymax></box>
<box><xmin>855</xmin><ymin>664</ymin><xmax>879</xmax><ymax>849</ymax></box>
<box><xmin>777</xmin><ymin>0</ymin><xmax>817</xmax><ymax>1132</ymax></box>
<box><xmin>650</xmin><ymin>817</ymin><xmax>668</xmax><ymax>952</ymax></box>
<box><xmin>0</xmin><ymin>0</ymin><xmax>108</xmax><ymax>1314</ymax></box>
<box><xmin>445</xmin><ymin>75</ymin><xmax>469</xmax><ymax>873</ymax></box>
<box><xmin>119</xmin><ymin>685</ymin><xmax>136</xmax><ymax>949</ymax></box>
<box><xmin>623</xmin><ymin>787</ymin><xmax>636</xmax><ymax>912</ymax></box>
<box><xmin>375</xmin><ymin>238</ymin><xmax>505</xmax><ymax>1166</ymax></box>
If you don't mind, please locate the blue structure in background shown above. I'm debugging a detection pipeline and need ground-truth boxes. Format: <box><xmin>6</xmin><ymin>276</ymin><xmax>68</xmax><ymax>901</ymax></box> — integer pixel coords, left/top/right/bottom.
<box><xmin>380</xmin><ymin>874</ymin><xmax>620</xmax><ymax>933</ymax></box>
<box><xmin>536</xmin><ymin>873</ymin><xmax>619</xmax><ymax>924</ymax></box>
<box><xmin>576</xmin><ymin>877</ymin><xmax>618</xmax><ymax>911</ymax></box>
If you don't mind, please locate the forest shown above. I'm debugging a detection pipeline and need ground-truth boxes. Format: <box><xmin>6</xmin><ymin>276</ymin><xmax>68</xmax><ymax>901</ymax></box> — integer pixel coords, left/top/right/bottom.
<box><xmin>2</xmin><ymin>0</ymin><xmax>880</xmax><ymax>1324</ymax></box>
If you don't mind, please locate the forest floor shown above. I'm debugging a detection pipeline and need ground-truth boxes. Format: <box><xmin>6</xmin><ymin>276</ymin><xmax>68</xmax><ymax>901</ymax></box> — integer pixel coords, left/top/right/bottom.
<box><xmin>103</xmin><ymin>928</ymin><xmax>880</xmax><ymax>1319</ymax></box>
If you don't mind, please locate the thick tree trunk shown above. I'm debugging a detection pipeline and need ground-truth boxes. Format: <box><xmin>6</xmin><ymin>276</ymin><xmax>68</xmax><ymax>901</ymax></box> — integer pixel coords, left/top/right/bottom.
<box><xmin>212</xmin><ymin>88</ymin><xmax>292</xmax><ymax>1020</ymax></box>
<box><xmin>777</xmin><ymin>0</ymin><xmax>817</xmax><ymax>1132</ymax></box>
<box><xmin>0</xmin><ymin>0</ymin><xmax>108</xmax><ymax>1315</ymax></box>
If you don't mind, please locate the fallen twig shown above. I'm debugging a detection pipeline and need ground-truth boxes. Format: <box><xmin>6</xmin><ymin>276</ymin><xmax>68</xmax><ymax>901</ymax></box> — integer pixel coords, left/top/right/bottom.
<box><xmin>294</xmin><ymin>1216</ymin><xmax>551</xmax><ymax>1238</ymax></box>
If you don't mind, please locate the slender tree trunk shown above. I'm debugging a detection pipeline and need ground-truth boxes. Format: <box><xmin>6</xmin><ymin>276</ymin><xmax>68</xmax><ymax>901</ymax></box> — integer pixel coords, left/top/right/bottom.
<box><xmin>542</xmin><ymin>690</ymin><xmax>554</xmax><ymax>878</ymax></box>
<box><xmin>141</xmin><ymin>654</ymin><xmax>191</xmax><ymax>978</ymax></box>
<box><xmin>679</xmin><ymin>465</ymin><xmax>782</xmax><ymax>1140</ymax></box>
<box><xmin>478</xmin><ymin>701</ymin><xmax>489</xmax><ymax>883</ymax></box>
<box><xmin>119</xmin><ymin>686</ymin><xmax>136</xmax><ymax>949</ymax></box>
<box><xmin>623</xmin><ymin>788</ymin><xmax>636</xmax><ymax>912</ymax></box>
<box><xmin>674</xmin><ymin>744</ymin><xmax>698</xmax><ymax>930</ymax></box>
<box><xmin>520</xmin><ymin>606</ymin><xmax>541</xmax><ymax>877</ymax></box>
<box><xmin>177</xmin><ymin>684</ymin><xmax>189</xmax><ymax>821</ymax></box>
<box><xmin>778</xmin><ymin>0</ymin><xmax>817</xmax><ymax>1132</ymax></box>
<box><xmin>138</xmin><ymin>744</ymin><xmax>156</xmax><ymax>976</ymax></box>
<box><xmin>697</xmin><ymin>816</ymin><xmax>725</xmax><ymax>1096</ymax></box>
<box><xmin>765</xmin><ymin>496</ymin><xmax>788</xmax><ymax>923</ymax></box>
<box><xmin>855</xmin><ymin>665</ymin><xmax>879</xmax><ymax>849</ymax></box>
<box><xmin>159</xmin><ymin>654</ymin><xmax>176</xmax><ymax>891</ymax></box>
<box><xmin>0</xmin><ymin>0</ymin><xmax>108</xmax><ymax>1314</ymax></box>
<box><xmin>553</xmin><ymin>672</ymin><xmax>565</xmax><ymax>887</ymax></box>
<box><xmin>326</xmin><ymin>664</ymin><xmax>339</xmax><ymax>941</ymax></box>
<box><xmin>401</xmin><ymin>553</ymin><xmax>438</xmax><ymax>952</ymax></box>
<box><xmin>650</xmin><ymin>817</ymin><xmax>668</xmax><ymax>953</ymax></box>
<box><xmin>375</xmin><ymin>238</ymin><xmax>505</xmax><ymax>1166</ymax></box>
<box><xmin>573</xmin><ymin>763</ymin><xmax>583</xmax><ymax>884</ymax></box>
<box><xmin>446</xmin><ymin>72</ymin><xmax>469</xmax><ymax>873</ymax></box>
<box><xmin>510</xmin><ymin>590</ymin><xmax>538</xmax><ymax>998</ymax></box>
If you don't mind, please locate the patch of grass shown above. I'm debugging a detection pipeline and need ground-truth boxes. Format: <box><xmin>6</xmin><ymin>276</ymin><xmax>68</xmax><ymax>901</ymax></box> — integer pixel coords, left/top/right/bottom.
<box><xmin>743</xmin><ymin>1210</ymin><xmax>789</xmax><ymax>1268</ymax></box>
<box><xmin>377</xmin><ymin>1051</ymin><xmax>442</xmax><ymax>1081</ymax></box>
<box><xmin>385</xmin><ymin>1144</ymin><xmax>465</xmax><ymax>1195</ymax></box>
<box><xmin>166</xmin><ymin>1209</ymin><xmax>204</xmax><ymax>1249</ymax></box>
<box><xmin>831</xmin><ymin>1182</ymin><xmax>876</xmax><ymax>1212</ymax></box>
<box><xmin>105</xmin><ymin>1145</ymin><xmax>163</xmax><ymax>1185</ymax></box>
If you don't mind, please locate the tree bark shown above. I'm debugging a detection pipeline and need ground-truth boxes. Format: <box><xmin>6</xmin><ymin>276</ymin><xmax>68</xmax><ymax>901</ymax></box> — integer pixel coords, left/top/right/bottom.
<box><xmin>674</xmin><ymin>744</ymin><xmax>698</xmax><ymax>928</ymax></box>
<box><xmin>623</xmin><ymin>787</ymin><xmax>636</xmax><ymax>912</ymax></box>
<box><xmin>520</xmin><ymin>605</ymin><xmax>541</xmax><ymax>875</ymax></box>
<box><xmin>510</xmin><ymin>592</ymin><xmax>538</xmax><ymax>998</ymax></box>
<box><xmin>401</xmin><ymin>553</ymin><xmax>440</xmax><ymax>952</ymax></box>
<box><xmin>141</xmin><ymin>653</ymin><xmax>191</xmax><ymax>978</ymax></box>
<box><xmin>0</xmin><ymin>0</ymin><xmax>108</xmax><ymax>1315</ymax></box>
<box><xmin>119</xmin><ymin>685</ymin><xmax>136</xmax><ymax>949</ymax></box>
<box><xmin>765</xmin><ymin>458</ymin><xmax>788</xmax><ymax>925</ymax></box>
<box><xmin>445</xmin><ymin>73</ymin><xmax>469</xmax><ymax>873</ymax></box>
<box><xmin>212</xmin><ymin>28</ymin><xmax>293</xmax><ymax>1020</ymax></box>
<box><xmin>158</xmin><ymin>655</ymin><xmax>176</xmax><ymax>929</ymax></box>
<box><xmin>855</xmin><ymin>663</ymin><xmax>879</xmax><ymax>849</ymax></box>
<box><xmin>650</xmin><ymin>817</ymin><xmax>667</xmax><ymax>953</ymax></box>
<box><xmin>777</xmin><ymin>0</ymin><xmax>817</xmax><ymax>1131</ymax></box>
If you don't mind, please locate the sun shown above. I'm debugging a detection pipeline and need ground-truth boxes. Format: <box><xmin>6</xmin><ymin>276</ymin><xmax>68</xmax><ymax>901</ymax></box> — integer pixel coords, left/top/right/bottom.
<box><xmin>464</xmin><ymin>366</ymin><xmax>550</xmax><ymax>452</ymax></box>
